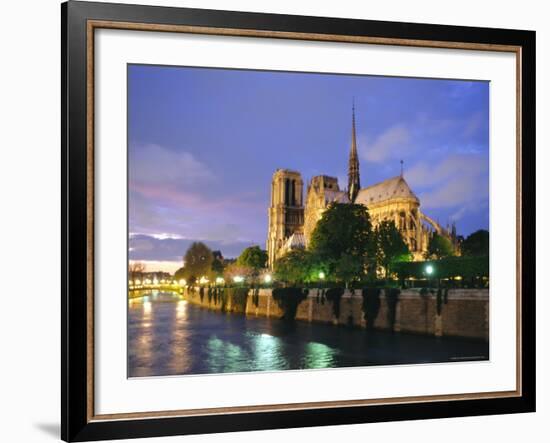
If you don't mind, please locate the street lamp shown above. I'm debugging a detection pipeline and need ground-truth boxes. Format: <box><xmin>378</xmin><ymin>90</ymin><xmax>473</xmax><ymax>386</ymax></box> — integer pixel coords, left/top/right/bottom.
<box><xmin>233</xmin><ymin>275</ymin><xmax>244</xmax><ymax>283</ymax></box>
<box><xmin>215</xmin><ymin>277</ymin><xmax>224</xmax><ymax>285</ymax></box>
<box><xmin>318</xmin><ymin>271</ymin><xmax>326</xmax><ymax>280</ymax></box>
<box><xmin>425</xmin><ymin>265</ymin><xmax>434</xmax><ymax>276</ymax></box>
<box><xmin>264</xmin><ymin>274</ymin><xmax>272</xmax><ymax>284</ymax></box>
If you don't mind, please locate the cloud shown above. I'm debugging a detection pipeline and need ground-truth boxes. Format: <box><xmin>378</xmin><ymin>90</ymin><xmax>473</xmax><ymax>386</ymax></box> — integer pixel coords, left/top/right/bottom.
<box><xmin>359</xmin><ymin>125</ymin><xmax>411</xmax><ymax>163</ymax></box>
<box><xmin>405</xmin><ymin>153</ymin><xmax>488</xmax><ymax>221</ymax></box>
<box><xmin>129</xmin><ymin>143</ymin><xmax>214</xmax><ymax>189</ymax></box>
<box><xmin>406</xmin><ymin>153</ymin><xmax>486</xmax><ymax>189</ymax></box>
<box><xmin>129</xmin><ymin>234</ymin><xmax>259</xmax><ymax>261</ymax></box>
<box><xmin>128</xmin><ymin>142</ymin><xmax>267</xmax><ymax>245</ymax></box>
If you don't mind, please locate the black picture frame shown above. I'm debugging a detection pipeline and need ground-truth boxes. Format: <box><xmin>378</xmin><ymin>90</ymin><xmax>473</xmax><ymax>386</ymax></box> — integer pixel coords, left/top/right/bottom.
<box><xmin>62</xmin><ymin>1</ymin><xmax>536</xmax><ymax>441</ymax></box>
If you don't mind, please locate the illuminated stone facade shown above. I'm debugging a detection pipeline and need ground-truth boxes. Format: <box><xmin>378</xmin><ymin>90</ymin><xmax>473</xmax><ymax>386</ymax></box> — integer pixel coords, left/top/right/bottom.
<box><xmin>267</xmin><ymin>108</ymin><xmax>456</xmax><ymax>267</ymax></box>
<box><xmin>266</xmin><ymin>169</ymin><xmax>304</xmax><ymax>267</ymax></box>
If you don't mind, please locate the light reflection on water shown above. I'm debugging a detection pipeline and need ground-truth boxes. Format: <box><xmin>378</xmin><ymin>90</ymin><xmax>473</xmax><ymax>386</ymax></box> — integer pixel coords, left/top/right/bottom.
<box><xmin>128</xmin><ymin>291</ymin><xmax>488</xmax><ymax>377</ymax></box>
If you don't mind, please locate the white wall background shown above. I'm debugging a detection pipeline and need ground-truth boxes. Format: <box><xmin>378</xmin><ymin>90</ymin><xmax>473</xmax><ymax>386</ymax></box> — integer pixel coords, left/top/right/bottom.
<box><xmin>0</xmin><ymin>1</ymin><xmax>546</xmax><ymax>442</ymax></box>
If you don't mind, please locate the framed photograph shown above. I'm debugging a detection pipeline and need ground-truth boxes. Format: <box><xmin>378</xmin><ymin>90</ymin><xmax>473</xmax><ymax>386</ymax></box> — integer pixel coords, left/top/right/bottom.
<box><xmin>62</xmin><ymin>1</ymin><xmax>535</xmax><ymax>441</ymax></box>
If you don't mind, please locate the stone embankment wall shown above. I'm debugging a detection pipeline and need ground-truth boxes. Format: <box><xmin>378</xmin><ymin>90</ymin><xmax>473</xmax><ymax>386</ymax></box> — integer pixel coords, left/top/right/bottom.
<box><xmin>184</xmin><ymin>287</ymin><xmax>488</xmax><ymax>340</ymax></box>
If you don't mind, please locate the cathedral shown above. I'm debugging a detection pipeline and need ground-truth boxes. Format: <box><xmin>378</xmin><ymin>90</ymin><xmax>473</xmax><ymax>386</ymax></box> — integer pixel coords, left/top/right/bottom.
<box><xmin>266</xmin><ymin>106</ymin><xmax>456</xmax><ymax>268</ymax></box>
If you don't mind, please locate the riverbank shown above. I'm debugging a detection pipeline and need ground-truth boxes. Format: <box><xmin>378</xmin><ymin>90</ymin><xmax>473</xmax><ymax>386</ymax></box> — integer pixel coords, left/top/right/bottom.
<box><xmin>183</xmin><ymin>287</ymin><xmax>488</xmax><ymax>341</ymax></box>
<box><xmin>129</xmin><ymin>293</ymin><xmax>489</xmax><ymax>377</ymax></box>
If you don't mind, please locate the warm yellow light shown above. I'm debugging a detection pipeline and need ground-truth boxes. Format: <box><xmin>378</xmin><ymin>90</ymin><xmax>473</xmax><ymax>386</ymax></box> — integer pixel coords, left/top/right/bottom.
<box><xmin>178</xmin><ymin>279</ymin><xmax>186</xmax><ymax>286</ymax></box>
<box><xmin>160</xmin><ymin>279</ymin><xmax>166</xmax><ymax>284</ymax></box>
<box><xmin>455</xmin><ymin>276</ymin><xmax>463</xmax><ymax>280</ymax></box>
<box><xmin>318</xmin><ymin>271</ymin><xmax>326</xmax><ymax>280</ymax></box>
<box><xmin>145</xmin><ymin>278</ymin><xmax>152</xmax><ymax>285</ymax></box>
<box><xmin>215</xmin><ymin>277</ymin><xmax>225</xmax><ymax>285</ymax></box>
<box><xmin>153</xmin><ymin>278</ymin><xmax>159</xmax><ymax>285</ymax></box>
<box><xmin>233</xmin><ymin>275</ymin><xmax>244</xmax><ymax>283</ymax></box>
<box><xmin>264</xmin><ymin>274</ymin><xmax>272</xmax><ymax>283</ymax></box>
<box><xmin>135</xmin><ymin>279</ymin><xmax>141</xmax><ymax>285</ymax></box>
<box><xmin>199</xmin><ymin>276</ymin><xmax>209</xmax><ymax>285</ymax></box>
<box><xmin>143</xmin><ymin>301</ymin><xmax>152</xmax><ymax>314</ymax></box>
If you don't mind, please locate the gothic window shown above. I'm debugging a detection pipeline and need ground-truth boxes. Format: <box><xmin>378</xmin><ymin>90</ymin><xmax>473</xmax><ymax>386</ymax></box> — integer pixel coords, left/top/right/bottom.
<box><xmin>284</xmin><ymin>178</ymin><xmax>290</xmax><ymax>206</ymax></box>
<box><xmin>399</xmin><ymin>211</ymin><xmax>406</xmax><ymax>230</ymax></box>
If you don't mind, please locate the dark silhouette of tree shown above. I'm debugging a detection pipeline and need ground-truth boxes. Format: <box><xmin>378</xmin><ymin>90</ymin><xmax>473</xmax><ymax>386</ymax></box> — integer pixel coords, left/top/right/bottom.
<box><xmin>174</xmin><ymin>267</ymin><xmax>185</xmax><ymax>281</ymax></box>
<box><xmin>462</xmin><ymin>229</ymin><xmax>489</xmax><ymax>257</ymax></box>
<box><xmin>129</xmin><ymin>262</ymin><xmax>146</xmax><ymax>281</ymax></box>
<box><xmin>374</xmin><ymin>220</ymin><xmax>411</xmax><ymax>277</ymax></box>
<box><xmin>425</xmin><ymin>233</ymin><xmax>454</xmax><ymax>260</ymax></box>
<box><xmin>236</xmin><ymin>246</ymin><xmax>268</xmax><ymax>272</ymax></box>
<box><xmin>274</xmin><ymin>250</ymin><xmax>316</xmax><ymax>284</ymax></box>
<box><xmin>309</xmin><ymin>203</ymin><xmax>373</xmax><ymax>281</ymax></box>
<box><xmin>183</xmin><ymin>242</ymin><xmax>213</xmax><ymax>282</ymax></box>
<box><xmin>310</xmin><ymin>203</ymin><xmax>372</xmax><ymax>259</ymax></box>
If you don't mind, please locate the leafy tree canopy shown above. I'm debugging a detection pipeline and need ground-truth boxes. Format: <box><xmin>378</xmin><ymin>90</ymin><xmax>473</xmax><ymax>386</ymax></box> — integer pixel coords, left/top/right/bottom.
<box><xmin>211</xmin><ymin>257</ymin><xmax>224</xmax><ymax>277</ymax></box>
<box><xmin>274</xmin><ymin>250</ymin><xmax>320</xmax><ymax>284</ymax></box>
<box><xmin>374</xmin><ymin>220</ymin><xmax>411</xmax><ymax>276</ymax></box>
<box><xmin>309</xmin><ymin>203</ymin><xmax>373</xmax><ymax>261</ymax></box>
<box><xmin>174</xmin><ymin>267</ymin><xmax>186</xmax><ymax>281</ymax></box>
<box><xmin>183</xmin><ymin>241</ymin><xmax>213</xmax><ymax>281</ymax></box>
<box><xmin>462</xmin><ymin>229</ymin><xmax>489</xmax><ymax>257</ymax></box>
<box><xmin>236</xmin><ymin>246</ymin><xmax>268</xmax><ymax>271</ymax></box>
<box><xmin>223</xmin><ymin>262</ymin><xmax>254</xmax><ymax>282</ymax></box>
<box><xmin>331</xmin><ymin>253</ymin><xmax>365</xmax><ymax>284</ymax></box>
<box><xmin>425</xmin><ymin>233</ymin><xmax>454</xmax><ymax>260</ymax></box>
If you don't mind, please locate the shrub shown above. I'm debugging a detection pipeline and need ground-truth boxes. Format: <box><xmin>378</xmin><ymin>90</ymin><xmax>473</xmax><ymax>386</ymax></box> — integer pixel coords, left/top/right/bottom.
<box><xmin>394</xmin><ymin>256</ymin><xmax>489</xmax><ymax>282</ymax></box>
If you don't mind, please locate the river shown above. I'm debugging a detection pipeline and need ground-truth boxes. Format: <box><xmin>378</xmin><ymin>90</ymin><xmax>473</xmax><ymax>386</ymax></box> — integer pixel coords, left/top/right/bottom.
<box><xmin>128</xmin><ymin>291</ymin><xmax>488</xmax><ymax>377</ymax></box>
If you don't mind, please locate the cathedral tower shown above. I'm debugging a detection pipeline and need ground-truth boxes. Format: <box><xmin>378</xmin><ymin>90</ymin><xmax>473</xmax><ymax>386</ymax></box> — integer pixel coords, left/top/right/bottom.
<box><xmin>267</xmin><ymin>169</ymin><xmax>304</xmax><ymax>268</ymax></box>
<box><xmin>348</xmin><ymin>104</ymin><xmax>361</xmax><ymax>203</ymax></box>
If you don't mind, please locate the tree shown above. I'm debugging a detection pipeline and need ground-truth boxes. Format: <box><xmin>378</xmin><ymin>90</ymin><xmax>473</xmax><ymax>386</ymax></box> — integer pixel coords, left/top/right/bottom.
<box><xmin>310</xmin><ymin>203</ymin><xmax>373</xmax><ymax>259</ymax></box>
<box><xmin>425</xmin><ymin>233</ymin><xmax>454</xmax><ymax>260</ymax></box>
<box><xmin>183</xmin><ymin>242</ymin><xmax>213</xmax><ymax>283</ymax></box>
<box><xmin>462</xmin><ymin>229</ymin><xmax>489</xmax><ymax>257</ymax></box>
<box><xmin>274</xmin><ymin>249</ymin><xmax>316</xmax><ymax>284</ymax></box>
<box><xmin>374</xmin><ymin>220</ymin><xmax>411</xmax><ymax>277</ymax></box>
<box><xmin>223</xmin><ymin>262</ymin><xmax>254</xmax><ymax>283</ymax></box>
<box><xmin>174</xmin><ymin>267</ymin><xmax>186</xmax><ymax>281</ymax></box>
<box><xmin>128</xmin><ymin>262</ymin><xmax>145</xmax><ymax>281</ymax></box>
<box><xmin>236</xmin><ymin>246</ymin><xmax>268</xmax><ymax>272</ymax></box>
<box><xmin>331</xmin><ymin>253</ymin><xmax>364</xmax><ymax>285</ymax></box>
<box><xmin>211</xmin><ymin>257</ymin><xmax>224</xmax><ymax>278</ymax></box>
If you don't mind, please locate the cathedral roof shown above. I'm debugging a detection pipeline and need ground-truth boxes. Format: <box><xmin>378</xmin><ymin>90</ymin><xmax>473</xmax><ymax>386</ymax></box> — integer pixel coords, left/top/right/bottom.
<box><xmin>355</xmin><ymin>176</ymin><xmax>418</xmax><ymax>206</ymax></box>
<box><xmin>283</xmin><ymin>231</ymin><xmax>306</xmax><ymax>250</ymax></box>
<box><xmin>324</xmin><ymin>190</ymin><xmax>350</xmax><ymax>204</ymax></box>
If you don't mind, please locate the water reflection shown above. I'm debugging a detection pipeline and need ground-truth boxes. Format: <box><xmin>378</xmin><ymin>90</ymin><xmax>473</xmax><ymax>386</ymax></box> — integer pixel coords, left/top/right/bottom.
<box><xmin>128</xmin><ymin>291</ymin><xmax>488</xmax><ymax>377</ymax></box>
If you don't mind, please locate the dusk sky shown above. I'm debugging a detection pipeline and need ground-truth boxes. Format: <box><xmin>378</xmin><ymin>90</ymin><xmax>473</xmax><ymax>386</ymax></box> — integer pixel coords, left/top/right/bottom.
<box><xmin>128</xmin><ymin>64</ymin><xmax>489</xmax><ymax>273</ymax></box>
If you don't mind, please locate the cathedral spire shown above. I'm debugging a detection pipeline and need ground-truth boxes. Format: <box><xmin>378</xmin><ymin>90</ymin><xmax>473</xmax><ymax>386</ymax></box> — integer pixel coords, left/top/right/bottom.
<box><xmin>348</xmin><ymin>101</ymin><xmax>361</xmax><ymax>203</ymax></box>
